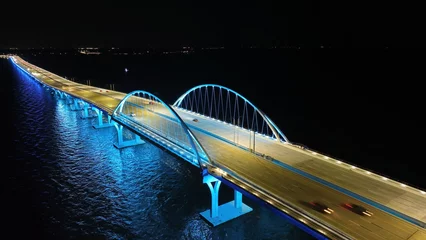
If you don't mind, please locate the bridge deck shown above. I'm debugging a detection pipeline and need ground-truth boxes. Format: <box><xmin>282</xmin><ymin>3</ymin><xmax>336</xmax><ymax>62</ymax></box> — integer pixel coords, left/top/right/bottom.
<box><xmin>12</xmin><ymin>56</ymin><xmax>426</xmax><ymax>239</ymax></box>
<box><xmin>193</xmin><ymin>127</ymin><xmax>421</xmax><ymax>240</ymax></box>
<box><xmin>124</xmin><ymin>106</ymin><xmax>426</xmax><ymax>239</ymax></box>
<box><xmin>175</xmin><ymin>110</ymin><xmax>426</xmax><ymax>224</ymax></box>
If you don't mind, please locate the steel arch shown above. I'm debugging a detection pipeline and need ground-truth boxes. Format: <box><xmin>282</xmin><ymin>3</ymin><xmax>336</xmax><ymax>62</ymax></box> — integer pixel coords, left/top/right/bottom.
<box><xmin>173</xmin><ymin>84</ymin><xmax>290</xmax><ymax>143</ymax></box>
<box><xmin>113</xmin><ymin>90</ymin><xmax>212</xmax><ymax>167</ymax></box>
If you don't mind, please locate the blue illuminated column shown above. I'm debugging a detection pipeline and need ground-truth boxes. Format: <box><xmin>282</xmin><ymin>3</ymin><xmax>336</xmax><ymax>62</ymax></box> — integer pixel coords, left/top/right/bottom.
<box><xmin>71</xmin><ymin>98</ymin><xmax>82</xmax><ymax>111</ymax></box>
<box><xmin>206</xmin><ymin>176</ymin><xmax>221</xmax><ymax>218</ymax></box>
<box><xmin>92</xmin><ymin>109</ymin><xmax>113</xmax><ymax>129</ymax></box>
<box><xmin>65</xmin><ymin>95</ymin><xmax>73</xmax><ymax>105</ymax></box>
<box><xmin>80</xmin><ymin>102</ymin><xmax>93</xmax><ymax>119</ymax></box>
<box><xmin>200</xmin><ymin>174</ymin><xmax>253</xmax><ymax>226</ymax></box>
<box><xmin>55</xmin><ymin>91</ymin><xmax>65</xmax><ymax>99</ymax></box>
<box><xmin>61</xmin><ymin>92</ymin><xmax>70</xmax><ymax>100</ymax></box>
<box><xmin>112</xmin><ymin>122</ymin><xmax>145</xmax><ymax>149</ymax></box>
<box><xmin>52</xmin><ymin>89</ymin><xmax>60</xmax><ymax>98</ymax></box>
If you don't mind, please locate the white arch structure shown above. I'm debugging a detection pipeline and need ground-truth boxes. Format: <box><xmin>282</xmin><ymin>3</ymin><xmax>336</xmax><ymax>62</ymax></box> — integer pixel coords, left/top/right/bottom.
<box><xmin>173</xmin><ymin>84</ymin><xmax>290</xmax><ymax>143</ymax></box>
<box><xmin>113</xmin><ymin>90</ymin><xmax>212</xmax><ymax>167</ymax></box>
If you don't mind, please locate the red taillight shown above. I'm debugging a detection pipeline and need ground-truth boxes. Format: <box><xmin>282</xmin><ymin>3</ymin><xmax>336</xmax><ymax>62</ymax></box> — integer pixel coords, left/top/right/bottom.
<box><xmin>345</xmin><ymin>203</ymin><xmax>352</xmax><ymax>208</ymax></box>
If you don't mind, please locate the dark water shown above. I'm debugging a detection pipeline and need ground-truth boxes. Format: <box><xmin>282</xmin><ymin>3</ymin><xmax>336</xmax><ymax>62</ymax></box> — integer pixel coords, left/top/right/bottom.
<box><xmin>2</xmin><ymin>54</ymin><xmax>315</xmax><ymax>240</ymax></box>
<box><xmin>2</xmin><ymin>49</ymin><xmax>423</xmax><ymax>239</ymax></box>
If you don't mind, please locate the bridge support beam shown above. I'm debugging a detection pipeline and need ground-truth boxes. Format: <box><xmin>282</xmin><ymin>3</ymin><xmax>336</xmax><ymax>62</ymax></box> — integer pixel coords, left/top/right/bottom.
<box><xmin>113</xmin><ymin>123</ymin><xmax>145</xmax><ymax>149</ymax></box>
<box><xmin>200</xmin><ymin>174</ymin><xmax>252</xmax><ymax>226</ymax></box>
<box><xmin>70</xmin><ymin>98</ymin><xmax>83</xmax><ymax>111</ymax></box>
<box><xmin>79</xmin><ymin>103</ymin><xmax>96</xmax><ymax>119</ymax></box>
<box><xmin>65</xmin><ymin>95</ymin><xmax>74</xmax><ymax>105</ymax></box>
<box><xmin>59</xmin><ymin>91</ymin><xmax>67</xmax><ymax>100</ymax></box>
<box><xmin>92</xmin><ymin>110</ymin><xmax>113</xmax><ymax>129</ymax></box>
<box><xmin>55</xmin><ymin>91</ymin><xmax>65</xmax><ymax>99</ymax></box>
<box><xmin>80</xmin><ymin>103</ymin><xmax>94</xmax><ymax>119</ymax></box>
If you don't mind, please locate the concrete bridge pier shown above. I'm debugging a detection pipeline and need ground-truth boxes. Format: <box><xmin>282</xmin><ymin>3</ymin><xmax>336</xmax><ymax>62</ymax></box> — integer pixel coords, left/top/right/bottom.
<box><xmin>59</xmin><ymin>91</ymin><xmax>68</xmax><ymax>100</ymax></box>
<box><xmin>70</xmin><ymin>98</ymin><xmax>83</xmax><ymax>111</ymax></box>
<box><xmin>61</xmin><ymin>92</ymin><xmax>69</xmax><ymax>100</ymax></box>
<box><xmin>65</xmin><ymin>95</ymin><xmax>73</xmax><ymax>105</ymax></box>
<box><xmin>113</xmin><ymin>122</ymin><xmax>145</xmax><ymax>149</ymax></box>
<box><xmin>200</xmin><ymin>174</ymin><xmax>252</xmax><ymax>226</ymax></box>
<box><xmin>51</xmin><ymin>89</ymin><xmax>63</xmax><ymax>99</ymax></box>
<box><xmin>55</xmin><ymin>90</ymin><xmax>64</xmax><ymax>99</ymax></box>
<box><xmin>92</xmin><ymin>109</ymin><xmax>113</xmax><ymax>129</ymax></box>
<box><xmin>80</xmin><ymin>102</ymin><xmax>95</xmax><ymax>119</ymax></box>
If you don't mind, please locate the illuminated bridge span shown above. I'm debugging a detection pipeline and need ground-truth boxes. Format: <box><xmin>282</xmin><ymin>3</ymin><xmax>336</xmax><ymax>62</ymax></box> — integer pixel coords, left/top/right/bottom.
<box><xmin>9</xmin><ymin>56</ymin><xmax>426</xmax><ymax>240</ymax></box>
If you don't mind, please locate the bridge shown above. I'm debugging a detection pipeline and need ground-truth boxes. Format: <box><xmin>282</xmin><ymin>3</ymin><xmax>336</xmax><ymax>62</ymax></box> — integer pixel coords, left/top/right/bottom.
<box><xmin>8</xmin><ymin>56</ymin><xmax>426</xmax><ymax>240</ymax></box>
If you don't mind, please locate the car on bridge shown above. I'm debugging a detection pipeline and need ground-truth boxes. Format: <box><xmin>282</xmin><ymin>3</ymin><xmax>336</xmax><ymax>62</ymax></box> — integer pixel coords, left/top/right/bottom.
<box><xmin>130</xmin><ymin>112</ymin><xmax>136</xmax><ymax>117</ymax></box>
<box><xmin>192</xmin><ymin>118</ymin><xmax>199</xmax><ymax>122</ymax></box>
<box><xmin>309</xmin><ymin>201</ymin><xmax>334</xmax><ymax>214</ymax></box>
<box><xmin>343</xmin><ymin>203</ymin><xmax>373</xmax><ymax>216</ymax></box>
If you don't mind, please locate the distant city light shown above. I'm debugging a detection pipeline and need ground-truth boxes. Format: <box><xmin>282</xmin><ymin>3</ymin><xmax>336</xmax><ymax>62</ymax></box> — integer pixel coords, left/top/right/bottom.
<box><xmin>125</xmin><ymin>68</ymin><xmax>128</xmax><ymax>73</ymax></box>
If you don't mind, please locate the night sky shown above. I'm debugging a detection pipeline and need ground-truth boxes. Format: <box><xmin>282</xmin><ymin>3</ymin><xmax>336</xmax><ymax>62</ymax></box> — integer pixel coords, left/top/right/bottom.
<box><xmin>2</xmin><ymin>3</ymin><xmax>424</xmax><ymax>49</ymax></box>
